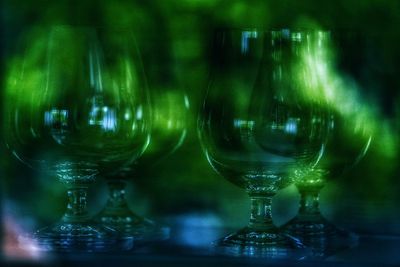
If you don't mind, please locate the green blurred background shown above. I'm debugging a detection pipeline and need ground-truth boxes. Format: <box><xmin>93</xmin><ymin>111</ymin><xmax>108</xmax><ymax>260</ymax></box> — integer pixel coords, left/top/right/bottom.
<box><xmin>1</xmin><ymin>0</ymin><xmax>400</xmax><ymax>248</ymax></box>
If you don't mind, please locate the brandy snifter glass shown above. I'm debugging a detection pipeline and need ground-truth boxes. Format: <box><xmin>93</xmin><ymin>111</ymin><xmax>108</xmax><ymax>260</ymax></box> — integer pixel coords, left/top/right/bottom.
<box><xmin>3</xmin><ymin>26</ymin><xmax>151</xmax><ymax>252</ymax></box>
<box><xmin>285</xmin><ymin>113</ymin><xmax>371</xmax><ymax>257</ymax></box>
<box><xmin>284</xmin><ymin>31</ymin><xmax>373</xmax><ymax>256</ymax></box>
<box><xmin>198</xmin><ymin>29</ymin><xmax>330</xmax><ymax>258</ymax></box>
<box><xmin>95</xmin><ymin>53</ymin><xmax>189</xmax><ymax>244</ymax></box>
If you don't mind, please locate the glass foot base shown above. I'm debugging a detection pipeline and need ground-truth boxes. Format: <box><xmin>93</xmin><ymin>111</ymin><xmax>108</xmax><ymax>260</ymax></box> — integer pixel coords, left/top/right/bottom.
<box><xmin>283</xmin><ymin>216</ymin><xmax>358</xmax><ymax>258</ymax></box>
<box><xmin>96</xmin><ymin>210</ymin><xmax>170</xmax><ymax>244</ymax></box>
<box><xmin>18</xmin><ymin>221</ymin><xmax>133</xmax><ymax>253</ymax></box>
<box><xmin>212</xmin><ymin>227</ymin><xmax>310</xmax><ymax>259</ymax></box>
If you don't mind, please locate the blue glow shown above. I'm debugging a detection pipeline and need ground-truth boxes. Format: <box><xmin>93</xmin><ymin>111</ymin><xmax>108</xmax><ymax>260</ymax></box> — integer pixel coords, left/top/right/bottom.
<box><xmin>88</xmin><ymin>105</ymin><xmax>117</xmax><ymax>132</ymax></box>
<box><xmin>241</xmin><ymin>31</ymin><xmax>258</xmax><ymax>54</ymax></box>
<box><xmin>136</xmin><ymin>106</ymin><xmax>143</xmax><ymax>120</ymax></box>
<box><xmin>173</xmin><ymin>213</ymin><xmax>222</xmax><ymax>248</ymax></box>
<box><xmin>101</xmin><ymin>108</ymin><xmax>117</xmax><ymax>131</ymax></box>
<box><xmin>284</xmin><ymin>118</ymin><xmax>299</xmax><ymax>134</ymax></box>
<box><xmin>44</xmin><ymin>109</ymin><xmax>69</xmax><ymax>127</ymax></box>
<box><xmin>234</xmin><ymin>119</ymin><xmax>255</xmax><ymax>129</ymax></box>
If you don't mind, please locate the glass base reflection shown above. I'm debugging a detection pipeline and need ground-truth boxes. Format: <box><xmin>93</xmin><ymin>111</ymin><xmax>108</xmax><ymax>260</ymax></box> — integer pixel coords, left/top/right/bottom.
<box><xmin>96</xmin><ymin>209</ymin><xmax>170</xmax><ymax>245</ymax></box>
<box><xmin>212</xmin><ymin>227</ymin><xmax>310</xmax><ymax>259</ymax></box>
<box><xmin>283</xmin><ymin>216</ymin><xmax>358</xmax><ymax>258</ymax></box>
<box><xmin>18</xmin><ymin>221</ymin><xmax>133</xmax><ymax>253</ymax></box>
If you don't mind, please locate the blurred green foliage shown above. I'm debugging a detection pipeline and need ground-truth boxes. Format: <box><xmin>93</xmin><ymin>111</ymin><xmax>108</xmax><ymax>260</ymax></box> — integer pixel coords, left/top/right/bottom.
<box><xmin>1</xmin><ymin>0</ymin><xmax>400</xmax><ymax>234</ymax></box>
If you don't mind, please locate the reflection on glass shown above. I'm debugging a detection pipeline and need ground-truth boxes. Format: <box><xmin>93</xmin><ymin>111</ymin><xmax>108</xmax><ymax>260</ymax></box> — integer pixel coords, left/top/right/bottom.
<box><xmin>3</xmin><ymin>26</ymin><xmax>150</xmax><ymax>252</ymax></box>
<box><xmin>198</xmin><ymin>29</ymin><xmax>330</xmax><ymax>258</ymax></box>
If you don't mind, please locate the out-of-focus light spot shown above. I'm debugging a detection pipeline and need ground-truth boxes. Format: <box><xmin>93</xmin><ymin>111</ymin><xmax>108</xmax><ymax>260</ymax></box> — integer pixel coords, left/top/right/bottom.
<box><xmin>184</xmin><ymin>95</ymin><xmax>190</xmax><ymax>109</ymax></box>
<box><xmin>234</xmin><ymin>119</ymin><xmax>255</xmax><ymax>129</ymax></box>
<box><xmin>136</xmin><ymin>106</ymin><xmax>143</xmax><ymax>120</ymax></box>
<box><xmin>89</xmin><ymin>106</ymin><xmax>98</xmax><ymax>125</ymax></box>
<box><xmin>285</xmin><ymin>118</ymin><xmax>299</xmax><ymax>134</ymax></box>
<box><xmin>124</xmin><ymin>110</ymin><xmax>131</xmax><ymax>120</ymax></box>
<box><xmin>102</xmin><ymin>108</ymin><xmax>117</xmax><ymax>131</ymax></box>
<box><xmin>44</xmin><ymin>109</ymin><xmax>69</xmax><ymax>127</ymax></box>
<box><xmin>167</xmin><ymin>120</ymin><xmax>173</xmax><ymax>129</ymax></box>
<box><xmin>3</xmin><ymin>212</ymin><xmax>47</xmax><ymax>261</ymax></box>
<box><xmin>282</xmin><ymin>29</ymin><xmax>290</xmax><ymax>39</ymax></box>
<box><xmin>291</xmin><ymin>32</ymin><xmax>302</xmax><ymax>42</ymax></box>
<box><xmin>172</xmin><ymin>213</ymin><xmax>223</xmax><ymax>248</ymax></box>
<box><xmin>241</xmin><ymin>31</ymin><xmax>258</xmax><ymax>54</ymax></box>
<box><xmin>89</xmin><ymin>105</ymin><xmax>117</xmax><ymax>132</ymax></box>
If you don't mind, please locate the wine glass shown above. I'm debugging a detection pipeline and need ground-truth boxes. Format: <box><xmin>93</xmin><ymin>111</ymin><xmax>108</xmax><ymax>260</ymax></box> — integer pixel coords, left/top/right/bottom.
<box><xmin>198</xmin><ymin>29</ymin><xmax>330</xmax><ymax>258</ymax></box>
<box><xmin>3</xmin><ymin>26</ymin><xmax>151</xmax><ymax>252</ymax></box>
<box><xmin>284</xmin><ymin>32</ymin><xmax>373</xmax><ymax>257</ymax></box>
<box><xmin>95</xmin><ymin>53</ymin><xmax>189</xmax><ymax>243</ymax></box>
<box><xmin>286</xmin><ymin>114</ymin><xmax>371</xmax><ymax>257</ymax></box>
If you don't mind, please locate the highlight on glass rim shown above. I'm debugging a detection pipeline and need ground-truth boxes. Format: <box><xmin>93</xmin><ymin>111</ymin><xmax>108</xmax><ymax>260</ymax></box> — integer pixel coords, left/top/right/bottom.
<box><xmin>1</xmin><ymin>0</ymin><xmax>400</xmax><ymax>265</ymax></box>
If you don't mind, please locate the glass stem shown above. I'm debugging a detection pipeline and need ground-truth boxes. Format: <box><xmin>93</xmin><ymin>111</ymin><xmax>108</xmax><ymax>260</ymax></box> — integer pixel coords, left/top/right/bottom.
<box><xmin>106</xmin><ymin>179</ymin><xmax>129</xmax><ymax>211</ymax></box>
<box><xmin>298</xmin><ymin>186</ymin><xmax>321</xmax><ymax>219</ymax></box>
<box><xmin>62</xmin><ymin>186</ymin><xmax>90</xmax><ymax>223</ymax></box>
<box><xmin>248</xmin><ymin>193</ymin><xmax>275</xmax><ymax>231</ymax></box>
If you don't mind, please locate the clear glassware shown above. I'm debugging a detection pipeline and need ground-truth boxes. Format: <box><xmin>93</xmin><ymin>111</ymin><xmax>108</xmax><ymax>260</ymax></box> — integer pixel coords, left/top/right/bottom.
<box><xmin>198</xmin><ymin>29</ymin><xmax>330</xmax><ymax>258</ymax></box>
<box><xmin>3</xmin><ymin>26</ymin><xmax>151</xmax><ymax>252</ymax></box>
<box><xmin>283</xmin><ymin>32</ymin><xmax>373</xmax><ymax>257</ymax></box>
<box><xmin>285</xmin><ymin>114</ymin><xmax>372</xmax><ymax>257</ymax></box>
<box><xmin>95</xmin><ymin>53</ymin><xmax>189</xmax><ymax>244</ymax></box>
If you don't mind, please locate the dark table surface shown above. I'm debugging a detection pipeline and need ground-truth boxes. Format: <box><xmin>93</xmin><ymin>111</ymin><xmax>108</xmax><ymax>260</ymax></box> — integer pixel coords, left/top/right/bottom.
<box><xmin>3</xmin><ymin>225</ymin><xmax>400</xmax><ymax>267</ymax></box>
